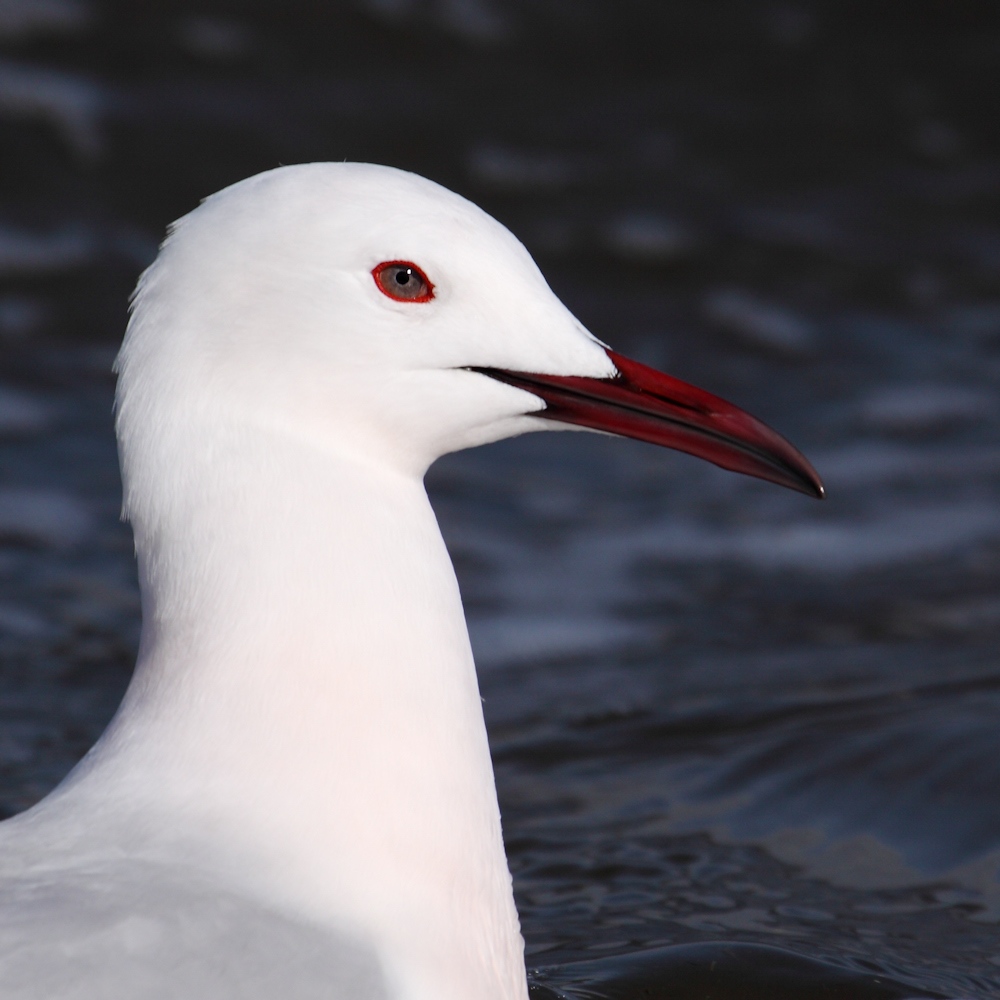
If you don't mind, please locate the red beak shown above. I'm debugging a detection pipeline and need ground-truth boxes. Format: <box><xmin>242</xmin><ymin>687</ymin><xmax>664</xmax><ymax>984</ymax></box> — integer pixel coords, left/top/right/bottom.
<box><xmin>475</xmin><ymin>348</ymin><xmax>824</xmax><ymax>498</ymax></box>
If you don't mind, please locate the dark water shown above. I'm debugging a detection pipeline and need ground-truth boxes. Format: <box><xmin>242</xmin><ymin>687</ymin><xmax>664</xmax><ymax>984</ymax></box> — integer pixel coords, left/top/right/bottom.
<box><xmin>0</xmin><ymin>2</ymin><xmax>999</xmax><ymax>997</ymax></box>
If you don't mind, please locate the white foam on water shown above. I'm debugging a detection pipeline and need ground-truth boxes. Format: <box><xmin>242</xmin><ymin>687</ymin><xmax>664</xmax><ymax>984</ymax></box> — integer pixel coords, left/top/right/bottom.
<box><xmin>0</xmin><ymin>386</ymin><xmax>54</xmax><ymax>436</ymax></box>
<box><xmin>466</xmin><ymin>143</ymin><xmax>577</xmax><ymax>191</ymax></box>
<box><xmin>603</xmin><ymin>212</ymin><xmax>693</xmax><ymax>263</ymax></box>
<box><xmin>0</xmin><ymin>489</ymin><xmax>91</xmax><ymax>547</ymax></box>
<box><xmin>856</xmin><ymin>383</ymin><xmax>994</xmax><ymax>433</ymax></box>
<box><xmin>0</xmin><ymin>224</ymin><xmax>95</xmax><ymax>276</ymax></box>
<box><xmin>469</xmin><ymin>613</ymin><xmax>655</xmax><ymax>669</ymax></box>
<box><xmin>0</xmin><ymin>297</ymin><xmax>49</xmax><ymax>339</ymax></box>
<box><xmin>357</xmin><ymin>0</ymin><xmax>509</xmax><ymax>42</ymax></box>
<box><xmin>0</xmin><ymin>59</ymin><xmax>105</xmax><ymax>158</ymax></box>
<box><xmin>0</xmin><ymin>0</ymin><xmax>89</xmax><ymax>40</ymax></box>
<box><xmin>810</xmin><ymin>441</ymin><xmax>1000</xmax><ymax>488</ymax></box>
<box><xmin>703</xmin><ymin>287</ymin><xmax>816</xmax><ymax>356</ymax></box>
<box><xmin>177</xmin><ymin>15</ymin><xmax>254</xmax><ymax>61</ymax></box>
<box><xmin>604</xmin><ymin>503</ymin><xmax>1000</xmax><ymax>574</ymax></box>
<box><xmin>435</xmin><ymin>0</ymin><xmax>510</xmax><ymax>42</ymax></box>
<box><xmin>0</xmin><ymin>601</ymin><xmax>49</xmax><ymax>639</ymax></box>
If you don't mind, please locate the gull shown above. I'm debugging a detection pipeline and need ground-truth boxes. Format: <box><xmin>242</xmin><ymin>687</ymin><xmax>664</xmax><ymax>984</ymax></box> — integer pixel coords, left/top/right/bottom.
<box><xmin>0</xmin><ymin>163</ymin><xmax>822</xmax><ymax>1000</ymax></box>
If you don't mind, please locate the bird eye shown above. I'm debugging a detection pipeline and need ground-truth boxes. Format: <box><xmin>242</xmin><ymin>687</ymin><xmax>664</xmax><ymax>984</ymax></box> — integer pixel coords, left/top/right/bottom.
<box><xmin>372</xmin><ymin>261</ymin><xmax>435</xmax><ymax>303</ymax></box>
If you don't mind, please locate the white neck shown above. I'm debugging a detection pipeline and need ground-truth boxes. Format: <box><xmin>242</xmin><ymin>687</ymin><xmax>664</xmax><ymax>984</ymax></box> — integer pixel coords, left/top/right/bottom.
<box><xmin>69</xmin><ymin>424</ymin><xmax>527</xmax><ymax>1000</ymax></box>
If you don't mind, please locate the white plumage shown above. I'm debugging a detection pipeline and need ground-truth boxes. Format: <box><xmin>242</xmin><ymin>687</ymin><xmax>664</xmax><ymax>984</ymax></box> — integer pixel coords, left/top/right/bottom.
<box><xmin>0</xmin><ymin>163</ymin><xmax>819</xmax><ymax>1000</ymax></box>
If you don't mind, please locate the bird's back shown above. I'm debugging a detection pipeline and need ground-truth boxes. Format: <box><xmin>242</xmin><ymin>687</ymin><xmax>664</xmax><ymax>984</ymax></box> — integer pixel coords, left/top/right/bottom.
<box><xmin>0</xmin><ymin>803</ymin><xmax>388</xmax><ymax>1000</ymax></box>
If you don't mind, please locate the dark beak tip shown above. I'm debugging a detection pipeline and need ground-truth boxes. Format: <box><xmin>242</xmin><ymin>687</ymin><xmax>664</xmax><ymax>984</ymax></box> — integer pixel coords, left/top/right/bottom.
<box><xmin>783</xmin><ymin>458</ymin><xmax>824</xmax><ymax>500</ymax></box>
<box><xmin>796</xmin><ymin>456</ymin><xmax>826</xmax><ymax>500</ymax></box>
<box><xmin>788</xmin><ymin>460</ymin><xmax>825</xmax><ymax>500</ymax></box>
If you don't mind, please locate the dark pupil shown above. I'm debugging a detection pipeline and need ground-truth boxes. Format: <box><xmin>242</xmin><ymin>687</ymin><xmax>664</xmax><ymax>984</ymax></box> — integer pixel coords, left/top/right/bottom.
<box><xmin>395</xmin><ymin>269</ymin><xmax>412</xmax><ymax>286</ymax></box>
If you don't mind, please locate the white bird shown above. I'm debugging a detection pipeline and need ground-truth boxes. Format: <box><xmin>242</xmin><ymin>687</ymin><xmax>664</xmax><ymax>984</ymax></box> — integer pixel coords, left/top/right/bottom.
<box><xmin>0</xmin><ymin>163</ymin><xmax>822</xmax><ymax>1000</ymax></box>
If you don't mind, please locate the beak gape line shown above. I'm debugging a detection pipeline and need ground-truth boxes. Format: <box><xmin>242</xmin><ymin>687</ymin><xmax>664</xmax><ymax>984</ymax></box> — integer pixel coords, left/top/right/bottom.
<box><xmin>474</xmin><ymin>348</ymin><xmax>824</xmax><ymax>499</ymax></box>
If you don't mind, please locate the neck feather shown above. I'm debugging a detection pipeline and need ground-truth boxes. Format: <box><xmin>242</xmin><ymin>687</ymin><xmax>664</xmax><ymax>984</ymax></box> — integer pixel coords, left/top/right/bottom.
<box><xmin>77</xmin><ymin>424</ymin><xmax>527</xmax><ymax>1000</ymax></box>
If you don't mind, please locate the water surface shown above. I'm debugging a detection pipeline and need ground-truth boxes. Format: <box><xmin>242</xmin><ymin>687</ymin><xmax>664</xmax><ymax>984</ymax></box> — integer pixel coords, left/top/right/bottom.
<box><xmin>0</xmin><ymin>3</ymin><xmax>998</xmax><ymax>996</ymax></box>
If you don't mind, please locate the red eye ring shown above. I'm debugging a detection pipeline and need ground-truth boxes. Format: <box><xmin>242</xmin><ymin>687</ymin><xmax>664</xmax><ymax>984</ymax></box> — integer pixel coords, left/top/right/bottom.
<box><xmin>372</xmin><ymin>260</ymin><xmax>435</xmax><ymax>303</ymax></box>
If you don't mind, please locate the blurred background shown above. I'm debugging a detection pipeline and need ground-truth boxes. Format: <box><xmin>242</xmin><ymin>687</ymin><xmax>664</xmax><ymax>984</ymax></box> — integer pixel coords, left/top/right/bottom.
<box><xmin>0</xmin><ymin>1</ymin><xmax>999</xmax><ymax>995</ymax></box>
